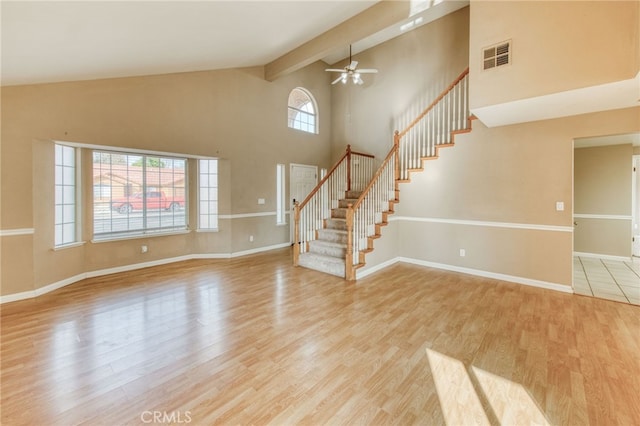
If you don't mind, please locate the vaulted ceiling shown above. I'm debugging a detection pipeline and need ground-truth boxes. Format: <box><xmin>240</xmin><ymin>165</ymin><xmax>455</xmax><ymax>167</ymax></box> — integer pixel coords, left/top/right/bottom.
<box><xmin>1</xmin><ymin>0</ymin><xmax>468</xmax><ymax>86</ymax></box>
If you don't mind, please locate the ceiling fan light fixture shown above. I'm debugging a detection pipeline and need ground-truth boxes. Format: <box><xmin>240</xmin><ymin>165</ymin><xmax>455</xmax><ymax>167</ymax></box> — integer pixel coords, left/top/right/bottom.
<box><xmin>326</xmin><ymin>44</ymin><xmax>378</xmax><ymax>86</ymax></box>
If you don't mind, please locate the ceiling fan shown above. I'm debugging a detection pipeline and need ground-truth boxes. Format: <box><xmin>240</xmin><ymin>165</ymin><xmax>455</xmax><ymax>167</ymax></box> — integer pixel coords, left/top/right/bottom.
<box><xmin>325</xmin><ymin>45</ymin><xmax>378</xmax><ymax>85</ymax></box>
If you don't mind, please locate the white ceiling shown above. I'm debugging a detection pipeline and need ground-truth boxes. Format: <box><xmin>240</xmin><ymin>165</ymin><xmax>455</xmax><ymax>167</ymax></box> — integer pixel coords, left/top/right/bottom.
<box><xmin>0</xmin><ymin>0</ymin><xmax>378</xmax><ymax>86</ymax></box>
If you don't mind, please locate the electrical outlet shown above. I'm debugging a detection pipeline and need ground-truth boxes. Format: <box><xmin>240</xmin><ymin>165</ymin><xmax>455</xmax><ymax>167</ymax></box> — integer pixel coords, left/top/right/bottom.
<box><xmin>459</xmin><ymin>249</ymin><xmax>466</xmax><ymax>257</ymax></box>
<box><xmin>141</xmin><ymin>245</ymin><xmax>148</xmax><ymax>253</ymax></box>
<box><xmin>249</xmin><ymin>235</ymin><xmax>254</xmax><ymax>242</ymax></box>
<box><xmin>556</xmin><ymin>201</ymin><xmax>564</xmax><ymax>211</ymax></box>
<box><xmin>258</xmin><ymin>198</ymin><xmax>265</xmax><ymax>205</ymax></box>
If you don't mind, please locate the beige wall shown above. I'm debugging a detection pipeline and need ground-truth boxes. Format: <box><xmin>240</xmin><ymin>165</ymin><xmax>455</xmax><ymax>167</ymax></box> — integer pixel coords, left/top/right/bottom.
<box><xmin>574</xmin><ymin>143</ymin><xmax>633</xmax><ymax>257</ymax></box>
<box><xmin>469</xmin><ymin>1</ymin><xmax>639</xmax><ymax>109</ymax></box>
<box><xmin>573</xmin><ymin>218</ymin><xmax>631</xmax><ymax>258</ymax></box>
<box><xmin>331</xmin><ymin>7</ymin><xmax>470</xmax><ymax>161</ymax></box>
<box><xmin>360</xmin><ymin>108</ymin><xmax>639</xmax><ymax>286</ymax></box>
<box><xmin>1</xmin><ymin>63</ymin><xmax>334</xmax><ymax>297</ymax></box>
<box><xmin>574</xmin><ymin>144</ymin><xmax>632</xmax><ymax>215</ymax></box>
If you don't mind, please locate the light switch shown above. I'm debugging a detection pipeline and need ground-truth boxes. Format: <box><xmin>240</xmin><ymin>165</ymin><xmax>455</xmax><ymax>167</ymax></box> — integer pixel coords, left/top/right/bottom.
<box><xmin>556</xmin><ymin>201</ymin><xmax>564</xmax><ymax>211</ymax></box>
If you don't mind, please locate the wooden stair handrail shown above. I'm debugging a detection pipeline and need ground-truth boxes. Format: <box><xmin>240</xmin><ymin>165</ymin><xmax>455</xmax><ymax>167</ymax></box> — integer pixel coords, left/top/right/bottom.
<box><xmin>297</xmin><ymin>145</ymin><xmax>375</xmax><ymax>210</ymax></box>
<box><xmin>351</xmin><ymin>142</ymin><xmax>398</xmax><ymax>211</ymax></box>
<box><xmin>348</xmin><ymin>67</ymin><xmax>470</xmax><ymax>273</ymax></box>
<box><xmin>353</xmin><ymin>67</ymin><xmax>469</xmax><ymax>211</ymax></box>
<box><xmin>297</xmin><ymin>145</ymin><xmax>350</xmax><ymax>211</ymax></box>
<box><xmin>350</xmin><ymin>150</ymin><xmax>375</xmax><ymax>159</ymax></box>
<box><xmin>397</xmin><ymin>67</ymin><xmax>469</xmax><ymax>140</ymax></box>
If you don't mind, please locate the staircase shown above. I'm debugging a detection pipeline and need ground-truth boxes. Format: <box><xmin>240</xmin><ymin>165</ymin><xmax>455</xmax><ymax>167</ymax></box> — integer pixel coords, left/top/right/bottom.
<box><xmin>294</xmin><ymin>68</ymin><xmax>472</xmax><ymax>280</ymax></box>
<box><xmin>298</xmin><ymin>190</ymin><xmax>362</xmax><ymax>277</ymax></box>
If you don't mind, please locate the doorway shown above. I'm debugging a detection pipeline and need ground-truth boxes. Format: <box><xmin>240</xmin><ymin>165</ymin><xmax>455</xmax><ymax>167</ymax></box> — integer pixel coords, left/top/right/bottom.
<box><xmin>573</xmin><ymin>133</ymin><xmax>640</xmax><ymax>305</ymax></box>
<box><xmin>289</xmin><ymin>163</ymin><xmax>318</xmax><ymax>242</ymax></box>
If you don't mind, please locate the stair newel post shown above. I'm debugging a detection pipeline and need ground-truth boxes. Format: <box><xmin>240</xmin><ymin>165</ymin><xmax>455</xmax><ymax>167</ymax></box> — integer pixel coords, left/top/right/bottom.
<box><xmin>345</xmin><ymin>203</ymin><xmax>355</xmax><ymax>281</ymax></box>
<box><xmin>393</xmin><ymin>131</ymin><xmax>400</xmax><ymax>181</ymax></box>
<box><xmin>293</xmin><ymin>201</ymin><xmax>300</xmax><ymax>266</ymax></box>
<box><xmin>346</xmin><ymin>144</ymin><xmax>352</xmax><ymax>192</ymax></box>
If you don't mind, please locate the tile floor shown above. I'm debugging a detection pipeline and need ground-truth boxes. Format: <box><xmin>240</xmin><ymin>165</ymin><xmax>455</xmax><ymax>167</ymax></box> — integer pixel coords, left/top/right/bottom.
<box><xmin>573</xmin><ymin>256</ymin><xmax>640</xmax><ymax>305</ymax></box>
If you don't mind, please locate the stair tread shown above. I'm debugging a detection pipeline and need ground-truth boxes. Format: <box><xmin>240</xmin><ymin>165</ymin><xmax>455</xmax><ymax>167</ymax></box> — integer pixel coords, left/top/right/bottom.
<box><xmin>319</xmin><ymin>229</ymin><xmax>347</xmax><ymax>235</ymax></box>
<box><xmin>311</xmin><ymin>240</ymin><xmax>346</xmax><ymax>248</ymax></box>
<box><xmin>298</xmin><ymin>252</ymin><xmax>345</xmax><ymax>278</ymax></box>
<box><xmin>299</xmin><ymin>252</ymin><xmax>345</xmax><ymax>265</ymax></box>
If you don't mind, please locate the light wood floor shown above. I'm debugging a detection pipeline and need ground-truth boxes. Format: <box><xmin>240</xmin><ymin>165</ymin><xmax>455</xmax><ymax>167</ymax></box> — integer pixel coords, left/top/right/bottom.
<box><xmin>2</xmin><ymin>248</ymin><xmax>639</xmax><ymax>425</ymax></box>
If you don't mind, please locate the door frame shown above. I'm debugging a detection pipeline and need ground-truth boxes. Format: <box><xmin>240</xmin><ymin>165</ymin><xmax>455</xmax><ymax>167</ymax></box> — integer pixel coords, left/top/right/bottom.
<box><xmin>289</xmin><ymin>163</ymin><xmax>318</xmax><ymax>242</ymax></box>
<box><xmin>632</xmin><ymin>155</ymin><xmax>640</xmax><ymax>256</ymax></box>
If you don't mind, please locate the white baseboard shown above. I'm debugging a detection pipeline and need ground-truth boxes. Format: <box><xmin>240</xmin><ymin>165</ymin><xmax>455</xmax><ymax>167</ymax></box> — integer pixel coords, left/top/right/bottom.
<box><xmin>85</xmin><ymin>255</ymin><xmax>195</xmax><ymax>279</ymax></box>
<box><xmin>190</xmin><ymin>253</ymin><xmax>232</xmax><ymax>260</ymax></box>
<box><xmin>356</xmin><ymin>258</ymin><xmax>400</xmax><ymax>280</ymax></box>
<box><xmin>0</xmin><ymin>242</ymin><xmax>291</xmax><ymax>304</ymax></box>
<box><xmin>35</xmin><ymin>273</ymin><xmax>87</xmax><ymax>296</ymax></box>
<box><xmin>573</xmin><ymin>252</ymin><xmax>631</xmax><ymax>262</ymax></box>
<box><xmin>0</xmin><ymin>290</ymin><xmax>36</xmax><ymax>304</ymax></box>
<box><xmin>357</xmin><ymin>256</ymin><xmax>573</xmax><ymax>294</ymax></box>
<box><xmin>230</xmin><ymin>242</ymin><xmax>291</xmax><ymax>258</ymax></box>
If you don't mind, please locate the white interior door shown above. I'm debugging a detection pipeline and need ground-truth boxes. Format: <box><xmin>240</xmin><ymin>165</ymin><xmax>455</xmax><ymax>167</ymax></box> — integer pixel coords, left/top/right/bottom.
<box><xmin>290</xmin><ymin>163</ymin><xmax>318</xmax><ymax>241</ymax></box>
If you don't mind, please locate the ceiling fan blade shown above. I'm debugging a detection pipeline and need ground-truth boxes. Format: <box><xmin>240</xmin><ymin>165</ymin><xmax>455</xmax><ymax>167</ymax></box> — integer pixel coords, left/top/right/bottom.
<box><xmin>325</xmin><ymin>68</ymin><xmax>346</xmax><ymax>72</ymax></box>
<box><xmin>349</xmin><ymin>60</ymin><xmax>358</xmax><ymax>70</ymax></box>
<box><xmin>331</xmin><ymin>75</ymin><xmax>343</xmax><ymax>85</ymax></box>
<box><xmin>357</xmin><ymin>69</ymin><xmax>378</xmax><ymax>73</ymax></box>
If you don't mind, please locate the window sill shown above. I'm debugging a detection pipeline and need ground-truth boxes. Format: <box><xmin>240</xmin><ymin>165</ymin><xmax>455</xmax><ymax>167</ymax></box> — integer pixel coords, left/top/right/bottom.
<box><xmin>92</xmin><ymin>229</ymin><xmax>191</xmax><ymax>243</ymax></box>
<box><xmin>276</xmin><ymin>222</ymin><xmax>288</xmax><ymax>227</ymax></box>
<box><xmin>196</xmin><ymin>228</ymin><xmax>219</xmax><ymax>233</ymax></box>
<box><xmin>52</xmin><ymin>241</ymin><xmax>86</xmax><ymax>251</ymax></box>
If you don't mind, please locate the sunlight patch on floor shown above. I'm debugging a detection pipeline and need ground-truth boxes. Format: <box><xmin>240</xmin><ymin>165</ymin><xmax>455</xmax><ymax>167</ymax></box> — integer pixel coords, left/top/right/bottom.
<box><xmin>472</xmin><ymin>366</ymin><xmax>550</xmax><ymax>426</ymax></box>
<box><xmin>426</xmin><ymin>348</ymin><xmax>489</xmax><ymax>425</ymax></box>
<box><xmin>427</xmin><ymin>348</ymin><xmax>550</xmax><ymax>426</ymax></box>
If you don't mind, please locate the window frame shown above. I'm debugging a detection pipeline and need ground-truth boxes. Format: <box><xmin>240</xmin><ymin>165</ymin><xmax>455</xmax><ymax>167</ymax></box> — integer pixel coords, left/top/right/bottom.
<box><xmin>276</xmin><ymin>163</ymin><xmax>286</xmax><ymax>225</ymax></box>
<box><xmin>287</xmin><ymin>87</ymin><xmax>319</xmax><ymax>134</ymax></box>
<box><xmin>54</xmin><ymin>143</ymin><xmax>80</xmax><ymax>248</ymax></box>
<box><xmin>197</xmin><ymin>158</ymin><xmax>219</xmax><ymax>232</ymax></box>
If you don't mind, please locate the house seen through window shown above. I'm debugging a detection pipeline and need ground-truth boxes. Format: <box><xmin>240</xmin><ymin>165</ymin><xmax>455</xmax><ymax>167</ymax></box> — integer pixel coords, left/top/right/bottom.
<box><xmin>92</xmin><ymin>151</ymin><xmax>187</xmax><ymax>240</ymax></box>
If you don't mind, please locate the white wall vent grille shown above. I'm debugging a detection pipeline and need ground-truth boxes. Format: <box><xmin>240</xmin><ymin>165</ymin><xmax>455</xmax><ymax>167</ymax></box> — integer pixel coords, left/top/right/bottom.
<box><xmin>483</xmin><ymin>41</ymin><xmax>511</xmax><ymax>70</ymax></box>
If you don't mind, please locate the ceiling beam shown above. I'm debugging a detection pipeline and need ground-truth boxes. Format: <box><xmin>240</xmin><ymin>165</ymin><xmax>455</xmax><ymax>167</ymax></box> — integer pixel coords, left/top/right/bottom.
<box><xmin>264</xmin><ymin>1</ymin><xmax>411</xmax><ymax>82</ymax></box>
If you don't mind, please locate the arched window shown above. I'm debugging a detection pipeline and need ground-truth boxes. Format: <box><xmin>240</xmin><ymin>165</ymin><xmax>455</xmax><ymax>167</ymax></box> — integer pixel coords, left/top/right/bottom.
<box><xmin>287</xmin><ymin>88</ymin><xmax>318</xmax><ymax>134</ymax></box>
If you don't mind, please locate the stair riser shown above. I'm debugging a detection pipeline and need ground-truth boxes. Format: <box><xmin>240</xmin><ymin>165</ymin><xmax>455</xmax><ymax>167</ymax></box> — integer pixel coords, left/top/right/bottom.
<box><xmin>338</xmin><ymin>199</ymin><xmax>358</xmax><ymax>208</ymax></box>
<box><xmin>332</xmin><ymin>208</ymin><xmax>347</xmax><ymax>219</ymax></box>
<box><xmin>309</xmin><ymin>244</ymin><xmax>346</xmax><ymax>258</ymax></box>
<box><xmin>317</xmin><ymin>230</ymin><xmax>348</xmax><ymax>244</ymax></box>
<box><xmin>299</xmin><ymin>255</ymin><xmax>345</xmax><ymax>278</ymax></box>
<box><xmin>345</xmin><ymin>190</ymin><xmax>361</xmax><ymax>199</ymax></box>
<box><xmin>326</xmin><ymin>219</ymin><xmax>347</xmax><ymax>231</ymax></box>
